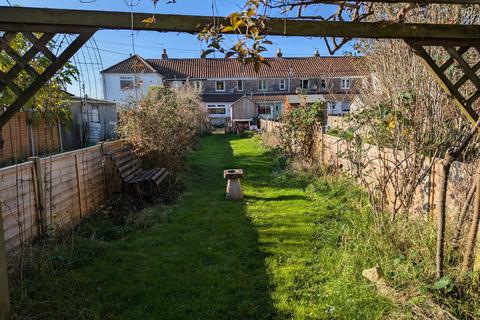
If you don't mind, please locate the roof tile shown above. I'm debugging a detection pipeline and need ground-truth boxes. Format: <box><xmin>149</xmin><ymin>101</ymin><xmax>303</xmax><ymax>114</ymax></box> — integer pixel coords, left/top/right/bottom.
<box><xmin>103</xmin><ymin>56</ymin><xmax>365</xmax><ymax>78</ymax></box>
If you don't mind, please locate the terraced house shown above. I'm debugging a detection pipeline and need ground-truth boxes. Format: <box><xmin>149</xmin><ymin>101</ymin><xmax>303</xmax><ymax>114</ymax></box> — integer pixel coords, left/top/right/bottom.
<box><xmin>101</xmin><ymin>49</ymin><xmax>366</xmax><ymax>125</ymax></box>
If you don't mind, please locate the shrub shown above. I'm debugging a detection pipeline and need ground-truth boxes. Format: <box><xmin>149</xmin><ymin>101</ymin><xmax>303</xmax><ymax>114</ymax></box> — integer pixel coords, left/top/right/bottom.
<box><xmin>117</xmin><ymin>85</ymin><xmax>209</xmax><ymax>171</ymax></box>
<box><xmin>278</xmin><ymin>101</ymin><xmax>324</xmax><ymax>162</ymax></box>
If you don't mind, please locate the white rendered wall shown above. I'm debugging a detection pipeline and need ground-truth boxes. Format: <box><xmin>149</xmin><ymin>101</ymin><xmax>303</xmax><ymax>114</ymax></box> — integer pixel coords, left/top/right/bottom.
<box><xmin>102</xmin><ymin>73</ymin><xmax>163</xmax><ymax>105</ymax></box>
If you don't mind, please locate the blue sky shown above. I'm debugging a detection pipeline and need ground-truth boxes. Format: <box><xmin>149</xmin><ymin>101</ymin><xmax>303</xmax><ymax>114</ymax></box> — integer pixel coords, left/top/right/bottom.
<box><xmin>1</xmin><ymin>0</ymin><xmax>355</xmax><ymax>98</ymax></box>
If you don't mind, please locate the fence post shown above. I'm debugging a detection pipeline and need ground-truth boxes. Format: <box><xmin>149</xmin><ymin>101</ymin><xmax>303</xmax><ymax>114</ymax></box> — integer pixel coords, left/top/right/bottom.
<box><xmin>74</xmin><ymin>154</ymin><xmax>84</xmax><ymax>219</ymax></box>
<box><xmin>29</xmin><ymin>156</ymin><xmax>47</xmax><ymax>235</ymax></box>
<box><xmin>0</xmin><ymin>204</ymin><xmax>10</xmax><ymax>320</ymax></box>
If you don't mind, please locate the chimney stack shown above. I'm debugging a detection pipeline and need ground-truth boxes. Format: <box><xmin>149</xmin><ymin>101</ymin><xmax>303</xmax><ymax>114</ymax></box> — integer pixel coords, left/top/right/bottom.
<box><xmin>313</xmin><ymin>49</ymin><xmax>320</xmax><ymax>58</ymax></box>
<box><xmin>276</xmin><ymin>48</ymin><xmax>283</xmax><ymax>58</ymax></box>
<box><xmin>162</xmin><ymin>48</ymin><xmax>168</xmax><ymax>60</ymax></box>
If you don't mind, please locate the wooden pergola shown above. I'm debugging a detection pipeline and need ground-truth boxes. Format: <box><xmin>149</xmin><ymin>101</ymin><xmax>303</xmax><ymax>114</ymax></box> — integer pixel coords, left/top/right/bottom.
<box><xmin>0</xmin><ymin>3</ymin><xmax>480</xmax><ymax>318</ymax></box>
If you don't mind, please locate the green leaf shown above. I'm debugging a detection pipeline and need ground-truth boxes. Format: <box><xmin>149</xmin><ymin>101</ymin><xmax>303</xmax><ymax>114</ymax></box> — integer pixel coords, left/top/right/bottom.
<box><xmin>432</xmin><ymin>277</ymin><xmax>451</xmax><ymax>290</ymax></box>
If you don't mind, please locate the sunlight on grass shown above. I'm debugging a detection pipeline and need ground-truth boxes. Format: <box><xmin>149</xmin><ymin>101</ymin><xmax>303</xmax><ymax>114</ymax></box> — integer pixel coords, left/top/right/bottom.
<box><xmin>13</xmin><ymin>134</ymin><xmax>390</xmax><ymax>319</ymax></box>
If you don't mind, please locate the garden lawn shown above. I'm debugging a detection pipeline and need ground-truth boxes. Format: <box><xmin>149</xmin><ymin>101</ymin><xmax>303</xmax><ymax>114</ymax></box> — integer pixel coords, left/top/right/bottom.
<box><xmin>14</xmin><ymin>134</ymin><xmax>391</xmax><ymax>319</ymax></box>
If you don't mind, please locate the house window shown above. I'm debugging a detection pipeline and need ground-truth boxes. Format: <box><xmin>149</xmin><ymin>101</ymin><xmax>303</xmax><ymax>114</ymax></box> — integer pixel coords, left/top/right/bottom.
<box><xmin>299</xmin><ymin>79</ymin><xmax>309</xmax><ymax>90</ymax></box>
<box><xmin>258</xmin><ymin>79</ymin><xmax>267</xmax><ymax>91</ymax></box>
<box><xmin>89</xmin><ymin>106</ymin><xmax>100</xmax><ymax>123</ymax></box>
<box><xmin>341</xmin><ymin>78</ymin><xmax>352</xmax><ymax>90</ymax></box>
<box><xmin>279</xmin><ymin>79</ymin><xmax>287</xmax><ymax>91</ymax></box>
<box><xmin>237</xmin><ymin>80</ymin><xmax>244</xmax><ymax>91</ymax></box>
<box><xmin>215</xmin><ymin>81</ymin><xmax>225</xmax><ymax>92</ymax></box>
<box><xmin>207</xmin><ymin>104</ymin><xmax>226</xmax><ymax>114</ymax></box>
<box><xmin>194</xmin><ymin>81</ymin><xmax>203</xmax><ymax>91</ymax></box>
<box><xmin>120</xmin><ymin>76</ymin><xmax>134</xmax><ymax>90</ymax></box>
<box><xmin>320</xmin><ymin>79</ymin><xmax>327</xmax><ymax>89</ymax></box>
<box><xmin>258</xmin><ymin>103</ymin><xmax>271</xmax><ymax>115</ymax></box>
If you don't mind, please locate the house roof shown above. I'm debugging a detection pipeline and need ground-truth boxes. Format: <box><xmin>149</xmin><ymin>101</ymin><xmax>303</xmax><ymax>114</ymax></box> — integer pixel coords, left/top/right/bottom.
<box><xmin>102</xmin><ymin>56</ymin><xmax>366</xmax><ymax>79</ymax></box>
<box><xmin>101</xmin><ymin>55</ymin><xmax>157</xmax><ymax>74</ymax></box>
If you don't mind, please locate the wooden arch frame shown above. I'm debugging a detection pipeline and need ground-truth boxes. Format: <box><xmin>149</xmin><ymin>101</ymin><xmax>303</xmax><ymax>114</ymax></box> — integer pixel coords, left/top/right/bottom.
<box><xmin>0</xmin><ymin>5</ymin><xmax>479</xmax><ymax>126</ymax></box>
<box><xmin>0</xmin><ymin>4</ymin><xmax>480</xmax><ymax>318</ymax></box>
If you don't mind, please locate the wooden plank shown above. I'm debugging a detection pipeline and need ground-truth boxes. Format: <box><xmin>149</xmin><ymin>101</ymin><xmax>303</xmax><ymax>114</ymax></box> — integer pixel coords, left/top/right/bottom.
<box><xmin>0</xmin><ymin>204</ymin><xmax>11</xmax><ymax>320</ymax></box>
<box><xmin>407</xmin><ymin>41</ymin><xmax>479</xmax><ymax>124</ymax></box>
<box><xmin>0</xmin><ymin>7</ymin><xmax>480</xmax><ymax>41</ymax></box>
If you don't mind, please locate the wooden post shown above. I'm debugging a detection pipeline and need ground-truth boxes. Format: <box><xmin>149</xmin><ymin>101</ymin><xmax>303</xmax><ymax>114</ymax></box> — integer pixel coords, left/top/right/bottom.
<box><xmin>74</xmin><ymin>154</ymin><xmax>83</xmax><ymax>219</ymax></box>
<box><xmin>29</xmin><ymin>156</ymin><xmax>46</xmax><ymax>235</ymax></box>
<box><xmin>0</xmin><ymin>203</ymin><xmax>11</xmax><ymax>320</ymax></box>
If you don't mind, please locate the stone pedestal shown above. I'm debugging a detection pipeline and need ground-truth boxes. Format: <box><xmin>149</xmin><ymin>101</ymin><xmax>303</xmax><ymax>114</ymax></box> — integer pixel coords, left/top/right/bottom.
<box><xmin>224</xmin><ymin>169</ymin><xmax>244</xmax><ymax>200</ymax></box>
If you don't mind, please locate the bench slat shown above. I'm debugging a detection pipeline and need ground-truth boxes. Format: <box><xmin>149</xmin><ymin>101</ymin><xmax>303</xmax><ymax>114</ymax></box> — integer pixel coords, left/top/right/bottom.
<box><xmin>153</xmin><ymin>171</ymin><xmax>169</xmax><ymax>186</ymax></box>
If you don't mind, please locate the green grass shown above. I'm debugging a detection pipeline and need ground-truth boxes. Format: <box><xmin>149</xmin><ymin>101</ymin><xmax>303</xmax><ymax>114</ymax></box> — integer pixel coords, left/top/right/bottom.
<box><xmin>12</xmin><ymin>134</ymin><xmax>392</xmax><ymax>319</ymax></box>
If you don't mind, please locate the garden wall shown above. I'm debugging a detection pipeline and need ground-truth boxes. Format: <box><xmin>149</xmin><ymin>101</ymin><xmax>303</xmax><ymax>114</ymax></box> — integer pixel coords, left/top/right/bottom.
<box><xmin>260</xmin><ymin>119</ymin><xmax>473</xmax><ymax>219</ymax></box>
<box><xmin>0</xmin><ymin>140</ymin><xmax>125</xmax><ymax>254</ymax></box>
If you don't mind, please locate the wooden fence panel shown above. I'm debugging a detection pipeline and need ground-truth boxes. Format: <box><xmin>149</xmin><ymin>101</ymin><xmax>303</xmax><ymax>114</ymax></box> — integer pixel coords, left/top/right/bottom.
<box><xmin>0</xmin><ymin>140</ymin><xmax>123</xmax><ymax>254</ymax></box>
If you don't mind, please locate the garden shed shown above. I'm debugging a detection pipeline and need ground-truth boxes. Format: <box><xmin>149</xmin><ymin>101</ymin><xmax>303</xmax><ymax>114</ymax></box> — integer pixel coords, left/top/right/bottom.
<box><xmin>231</xmin><ymin>96</ymin><xmax>257</xmax><ymax>123</ymax></box>
<box><xmin>67</xmin><ymin>96</ymin><xmax>118</xmax><ymax>148</ymax></box>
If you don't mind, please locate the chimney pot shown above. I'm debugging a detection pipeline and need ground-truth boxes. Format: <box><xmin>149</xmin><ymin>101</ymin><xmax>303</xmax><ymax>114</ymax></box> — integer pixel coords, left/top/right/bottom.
<box><xmin>162</xmin><ymin>48</ymin><xmax>168</xmax><ymax>60</ymax></box>
<box><xmin>276</xmin><ymin>48</ymin><xmax>283</xmax><ymax>58</ymax></box>
<box><xmin>313</xmin><ymin>49</ymin><xmax>320</xmax><ymax>57</ymax></box>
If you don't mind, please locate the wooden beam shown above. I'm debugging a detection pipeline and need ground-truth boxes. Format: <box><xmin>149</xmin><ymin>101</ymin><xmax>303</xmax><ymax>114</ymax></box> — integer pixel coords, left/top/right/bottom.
<box><xmin>407</xmin><ymin>41</ymin><xmax>479</xmax><ymax>124</ymax></box>
<box><xmin>0</xmin><ymin>30</ymin><xmax>96</xmax><ymax>129</ymax></box>
<box><xmin>0</xmin><ymin>6</ymin><xmax>480</xmax><ymax>42</ymax></box>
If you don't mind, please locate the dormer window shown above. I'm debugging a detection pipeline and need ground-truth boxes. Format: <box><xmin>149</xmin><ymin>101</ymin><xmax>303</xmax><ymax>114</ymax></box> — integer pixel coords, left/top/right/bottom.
<box><xmin>215</xmin><ymin>80</ymin><xmax>225</xmax><ymax>92</ymax></box>
<box><xmin>341</xmin><ymin>78</ymin><xmax>352</xmax><ymax>90</ymax></box>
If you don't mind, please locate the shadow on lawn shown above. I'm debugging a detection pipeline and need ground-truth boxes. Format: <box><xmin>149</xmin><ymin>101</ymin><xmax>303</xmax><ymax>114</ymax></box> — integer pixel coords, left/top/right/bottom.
<box><xmin>13</xmin><ymin>133</ymin><xmax>277</xmax><ymax>320</ymax></box>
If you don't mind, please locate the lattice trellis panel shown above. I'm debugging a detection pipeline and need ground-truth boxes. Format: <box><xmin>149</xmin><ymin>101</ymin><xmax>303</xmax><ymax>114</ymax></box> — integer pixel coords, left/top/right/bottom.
<box><xmin>0</xmin><ymin>28</ymin><xmax>96</xmax><ymax>130</ymax></box>
<box><xmin>406</xmin><ymin>40</ymin><xmax>480</xmax><ymax>124</ymax></box>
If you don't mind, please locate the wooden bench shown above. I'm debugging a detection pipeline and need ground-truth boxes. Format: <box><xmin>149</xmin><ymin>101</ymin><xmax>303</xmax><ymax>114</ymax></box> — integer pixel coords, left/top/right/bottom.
<box><xmin>107</xmin><ymin>148</ymin><xmax>169</xmax><ymax>189</ymax></box>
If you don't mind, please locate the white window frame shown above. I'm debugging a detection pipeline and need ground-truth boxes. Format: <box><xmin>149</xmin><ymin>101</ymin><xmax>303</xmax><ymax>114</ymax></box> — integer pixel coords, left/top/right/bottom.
<box><xmin>258</xmin><ymin>79</ymin><xmax>267</xmax><ymax>91</ymax></box>
<box><xmin>341</xmin><ymin>78</ymin><xmax>352</xmax><ymax>90</ymax></box>
<box><xmin>120</xmin><ymin>76</ymin><xmax>134</xmax><ymax>90</ymax></box>
<box><xmin>279</xmin><ymin>79</ymin><xmax>287</xmax><ymax>91</ymax></box>
<box><xmin>207</xmin><ymin>104</ymin><xmax>227</xmax><ymax>115</ymax></box>
<box><xmin>237</xmin><ymin>80</ymin><xmax>244</xmax><ymax>92</ymax></box>
<box><xmin>299</xmin><ymin>79</ymin><xmax>309</xmax><ymax>90</ymax></box>
<box><xmin>215</xmin><ymin>80</ymin><xmax>226</xmax><ymax>92</ymax></box>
